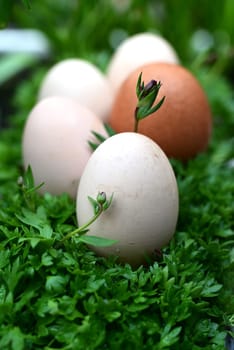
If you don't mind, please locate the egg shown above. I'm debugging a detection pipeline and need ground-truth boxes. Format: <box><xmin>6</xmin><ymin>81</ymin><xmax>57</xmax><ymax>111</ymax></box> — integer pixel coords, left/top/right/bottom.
<box><xmin>38</xmin><ymin>58</ymin><xmax>114</xmax><ymax>123</ymax></box>
<box><xmin>109</xmin><ymin>62</ymin><xmax>212</xmax><ymax>161</ymax></box>
<box><xmin>76</xmin><ymin>132</ymin><xmax>179</xmax><ymax>266</ymax></box>
<box><xmin>107</xmin><ymin>32</ymin><xmax>179</xmax><ymax>93</ymax></box>
<box><xmin>22</xmin><ymin>96</ymin><xmax>108</xmax><ymax>198</ymax></box>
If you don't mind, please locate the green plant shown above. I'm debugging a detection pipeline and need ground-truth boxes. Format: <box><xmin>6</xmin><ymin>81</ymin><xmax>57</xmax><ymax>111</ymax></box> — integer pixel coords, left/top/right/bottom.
<box><xmin>16</xmin><ymin>166</ymin><xmax>117</xmax><ymax>249</ymax></box>
<box><xmin>134</xmin><ymin>72</ymin><xmax>165</xmax><ymax>132</ymax></box>
<box><xmin>61</xmin><ymin>191</ymin><xmax>116</xmax><ymax>247</ymax></box>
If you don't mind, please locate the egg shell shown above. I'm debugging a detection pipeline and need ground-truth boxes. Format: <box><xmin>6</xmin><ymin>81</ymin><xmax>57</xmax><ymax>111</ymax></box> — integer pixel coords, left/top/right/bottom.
<box><xmin>109</xmin><ymin>62</ymin><xmax>212</xmax><ymax>161</ymax></box>
<box><xmin>38</xmin><ymin>58</ymin><xmax>114</xmax><ymax>123</ymax></box>
<box><xmin>107</xmin><ymin>32</ymin><xmax>179</xmax><ymax>93</ymax></box>
<box><xmin>22</xmin><ymin>96</ymin><xmax>108</xmax><ymax>198</ymax></box>
<box><xmin>76</xmin><ymin>132</ymin><xmax>179</xmax><ymax>266</ymax></box>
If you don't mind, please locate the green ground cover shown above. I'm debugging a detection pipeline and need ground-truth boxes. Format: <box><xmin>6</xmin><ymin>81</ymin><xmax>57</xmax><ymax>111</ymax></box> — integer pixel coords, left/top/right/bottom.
<box><xmin>0</xmin><ymin>1</ymin><xmax>233</xmax><ymax>349</ymax></box>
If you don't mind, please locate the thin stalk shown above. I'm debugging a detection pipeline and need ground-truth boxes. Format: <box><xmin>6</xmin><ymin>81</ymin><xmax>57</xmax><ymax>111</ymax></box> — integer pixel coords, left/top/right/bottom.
<box><xmin>134</xmin><ymin>119</ymin><xmax>139</xmax><ymax>133</ymax></box>
<box><xmin>61</xmin><ymin>204</ymin><xmax>102</xmax><ymax>242</ymax></box>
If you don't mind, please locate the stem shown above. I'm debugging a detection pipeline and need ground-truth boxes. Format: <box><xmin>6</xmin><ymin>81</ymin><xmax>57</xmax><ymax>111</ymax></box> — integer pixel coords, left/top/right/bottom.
<box><xmin>134</xmin><ymin>118</ymin><xmax>139</xmax><ymax>133</ymax></box>
<box><xmin>61</xmin><ymin>204</ymin><xmax>102</xmax><ymax>242</ymax></box>
<box><xmin>134</xmin><ymin>107</ymin><xmax>140</xmax><ymax>132</ymax></box>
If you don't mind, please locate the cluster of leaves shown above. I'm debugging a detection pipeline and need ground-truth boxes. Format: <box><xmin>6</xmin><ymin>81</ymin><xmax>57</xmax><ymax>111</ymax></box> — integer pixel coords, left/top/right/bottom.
<box><xmin>0</xmin><ymin>169</ymin><xmax>232</xmax><ymax>349</ymax></box>
<box><xmin>134</xmin><ymin>72</ymin><xmax>165</xmax><ymax>132</ymax></box>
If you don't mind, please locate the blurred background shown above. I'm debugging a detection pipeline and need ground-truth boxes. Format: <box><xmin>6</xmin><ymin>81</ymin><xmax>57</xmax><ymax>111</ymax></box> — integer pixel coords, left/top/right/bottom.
<box><xmin>0</xmin><ymin>0</ymin><xmax>233</xmax><ymax>129</ymax></box>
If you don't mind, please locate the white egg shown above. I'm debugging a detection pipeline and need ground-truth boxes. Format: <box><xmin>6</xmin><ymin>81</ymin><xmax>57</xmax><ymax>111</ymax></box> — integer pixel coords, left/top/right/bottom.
<box><xmin>22</xmin><ymin>96</ymin><xmax>108</xmax><ymax>198</ymax></box>
<box><xmin>76</xmin><ymin>132</ymin><xmax>179</xmax><ymax>266</ymax></box>
<box><xmin>107</xmin><ymin>32</ymin><xmax>179</xmax><ymax>93</ymax></box>
<box><xmin>38</xmin><ymin>58</ymin><xmax>114</xmax><ymax>123</ymax></box>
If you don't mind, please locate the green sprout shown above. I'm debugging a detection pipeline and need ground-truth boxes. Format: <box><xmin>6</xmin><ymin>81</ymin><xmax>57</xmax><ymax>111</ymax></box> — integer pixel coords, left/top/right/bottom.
<box><xmin>134</xmin><ymin>72</ymin><xmax>165</xmax><ymax>132</ymax></box>
<box><xmin>88</xmin><ymin>73</ymin><xmax>165</xmax><ymax>150</ymax></box>
<box><xmin>62</xmin><ymin>191</ymin><xmax>117</xmax><ymax>247</ymax></box>
<box><xmin>88</xmin><ymin>123</ymin><xmax>116</xmax><ymax>151</ymax></box>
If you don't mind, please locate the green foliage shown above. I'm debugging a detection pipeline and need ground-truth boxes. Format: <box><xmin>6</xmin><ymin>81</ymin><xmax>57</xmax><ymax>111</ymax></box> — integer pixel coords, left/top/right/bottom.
<box><xmin>2</xmin><ymin>0</ymin><xmax>232</xmax><ymax>69</ymax></box>
<box><xmin>0</xmin><ymin>0</ymin><xmax>30</xmax><ymax>28</ymax></box>
<box><xmin>135</xmin><ymin>72</ymin><xmax>165</xmax><ymax>132</ymax></box>
<box><xmin>0</xmin><ymin>1</ymin><xmax>233</xmax><ymax>348</ymax></box>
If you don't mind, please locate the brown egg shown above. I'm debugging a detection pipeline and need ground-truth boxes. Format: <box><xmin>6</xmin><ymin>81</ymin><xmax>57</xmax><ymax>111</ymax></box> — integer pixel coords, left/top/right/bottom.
<box><xmin>109</xmin><ymin>62</ymin><xmax>212</xmax><ymax>160</ymax></box>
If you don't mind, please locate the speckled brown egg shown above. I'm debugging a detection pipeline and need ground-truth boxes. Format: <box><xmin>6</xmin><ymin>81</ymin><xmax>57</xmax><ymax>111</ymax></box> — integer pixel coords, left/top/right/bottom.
<box><xmin>109</xmin><ymin>62</ymin><xmax>212</xmax><ymax>161</ymax></box>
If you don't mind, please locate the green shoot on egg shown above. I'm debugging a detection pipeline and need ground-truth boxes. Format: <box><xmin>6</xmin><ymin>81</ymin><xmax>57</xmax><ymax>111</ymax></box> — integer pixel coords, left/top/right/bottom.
<box><xmin>89</xmin><ymin>71</ymin><xmax>165</xmax><ymax>148</ymax></box>
<box><xmin>61</xmin><ymin>192</ymin><xmax>116</xmax><ymax>247</ymax></box>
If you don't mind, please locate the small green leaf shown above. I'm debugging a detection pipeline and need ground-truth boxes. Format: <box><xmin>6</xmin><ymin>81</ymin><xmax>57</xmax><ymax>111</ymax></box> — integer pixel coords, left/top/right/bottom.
<box><xmin>201</xmin><ymin>283</ymin><xmax>223</xmax><ymax>297</ymax></box>
<box><xmin>137</xmin><ymin>86</ymin><xmax>158</xmax><ymax>108</ymax></box>
<box><xmin>159</xmin><ymin>326</ymin><xmax>182</xmax><ymax>348</ymax></box>
<box><xmin>86</xmin><ymin>277</ymin><xmax>105</xmax><ymax>292</ymax></box>
<box><xmin>0</xmin><ymin>327</ymin><xmax>25</xmax><ymax>350</ymax></box>
<box><xmin>105</xmin><ymin>311</ymin><xmax>121</xmax><ymax>322</ymax></box>
<box><xmin>88</xmin><ymin>140</ymin><xmax>99</xmax><ymax>151</ymax></box>
<box><xmin>137</xmin><ymin>96</ymin><xmax>165</xmax><ymax>120</ymax></box>
<box><xmin>45</xmin><ymin>275</ymin><xmax>68</xmax><ymax>293</ymax></box>
<box><xmin>136</xmin><ymin>72</ymin><xmax>143</xmax><ymax>98</ymax></box>
<box><xmin>29</xmin><ymin>237</ymin><xmax>41</xmax><ymax>248</ymax></box>
<box><xmin>88</xmin><ymin>130</ymin><xmax>107</xmax><ymax>151</ymax></box>
<box><xmin>88</xmin><ymin>196</ymin><xmax>100</xmax><ymax>214</ymax></box>
<box><xmin>41</xmin><ymin>252</ymin><xmax>53</xmax><ymax>266</ymax></box>
<box><xmin>104</xmin><ymin>123</ymin><xmax>116</xmax><ymax>137</ymax></box>
<box><xmin>79</xmin><ymin>235</ymin><xmax>118</xmax><ymax>247</ymax></box>
<box><xmin>40</xmin><ymin>225</ymin><xmax>53</xmax><ymax>239</ymax></box>
<box><xmin>103</xmin><ymin>192</ymin><xmax>114</xmax><ymax>211</ymax></box>
<box><xmin>91</xmin><ymin>131</ymin><xmax>107</xmax><ymax>143</ymax></box>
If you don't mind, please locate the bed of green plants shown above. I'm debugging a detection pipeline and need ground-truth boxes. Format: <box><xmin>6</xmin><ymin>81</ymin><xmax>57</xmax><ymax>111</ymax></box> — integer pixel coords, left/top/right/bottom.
<box><xmin>0</xmin><ymin>1</ymin><xmax>233</xmax><ymax>349</ymax></box>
